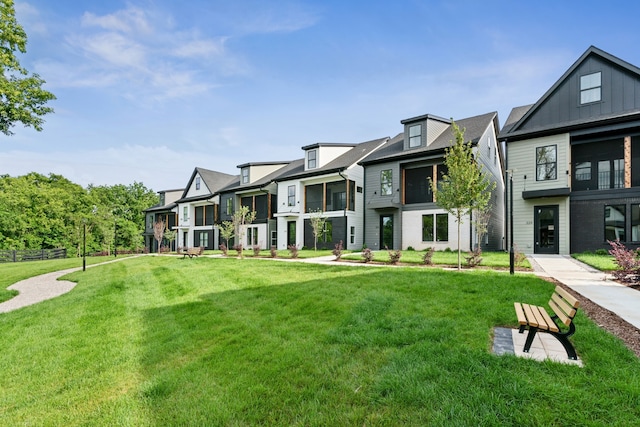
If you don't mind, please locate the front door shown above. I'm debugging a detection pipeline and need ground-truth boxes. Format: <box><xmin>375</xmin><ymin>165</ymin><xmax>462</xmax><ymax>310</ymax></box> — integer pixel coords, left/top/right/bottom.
<box><xmin>287</xmin><ymin>221</ymin><xmax>296</xmax><ymax>247</ymax></box>
<box><xmin>380</xmin><ymin>215</ymin><xmax>393</xmax><ymax>249</ymax></box>
<box><xmin>534</xmin><ymin>205</ymin><xmax>559</xmax><ymax>254</ymax></box>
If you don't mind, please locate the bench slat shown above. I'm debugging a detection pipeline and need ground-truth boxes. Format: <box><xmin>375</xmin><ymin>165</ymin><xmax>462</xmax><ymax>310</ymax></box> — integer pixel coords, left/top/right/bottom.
<box><xmin>536</xmin><ymin>305</ymin><xmax>559</xmax><ymax>333</ymax></box>
<box><xmin>554</xmin><ymin>286</ymin><xmax>580</xmax><ymax>309</ymax></box>
<box><xmin>522</xmin><ymin>304</ymin><xmax>539</xmax><ymax>328</ymax></box>
<box><xmin>549</xmin><ymin>299</ymin><xmax>573</xmax><ymax>327</ymax></box>
<box><xmin>551</xmin><ymin>293</ymin><xmax>577</xmax><ymax>318</ymax></box>
<box><xmin>514</xmin><ymin>303</ymin><xmax>527</xmax><ymax>326</ymax></box>
<box><xmin>530</xmin><ymin>305</ymin><xmax>550</xmax><ymax>331</ymax></box>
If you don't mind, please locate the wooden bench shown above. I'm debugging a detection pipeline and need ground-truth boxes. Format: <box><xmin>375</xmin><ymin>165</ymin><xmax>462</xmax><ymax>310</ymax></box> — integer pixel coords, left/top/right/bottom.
<box><xmin>179</xmin><ymin>246</ymin><xmax>204</xmax><ymax>258</ymax></box>
<box><xmin>514</xmin><ymin>286</ymin><xmax>581</xmax><ymax>360</ymax></box>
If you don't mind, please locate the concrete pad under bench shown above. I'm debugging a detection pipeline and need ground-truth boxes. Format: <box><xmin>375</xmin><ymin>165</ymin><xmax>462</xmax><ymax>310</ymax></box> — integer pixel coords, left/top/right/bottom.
<box><xmin>493</xmin><ymin>327</ymin><xmax>583</xmax><ymax>367</ymax></box>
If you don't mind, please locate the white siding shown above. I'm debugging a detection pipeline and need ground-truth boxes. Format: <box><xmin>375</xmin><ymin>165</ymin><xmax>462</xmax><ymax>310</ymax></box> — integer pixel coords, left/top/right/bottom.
<box><xmin>508</xmin><ymin>133</ymin><xmax>571</xmax><ymax>254</ymax></box>
<box><xmin>401</xmin><ymin>210</ymin><xmax>471</xmax><ymax>251</ymax></box>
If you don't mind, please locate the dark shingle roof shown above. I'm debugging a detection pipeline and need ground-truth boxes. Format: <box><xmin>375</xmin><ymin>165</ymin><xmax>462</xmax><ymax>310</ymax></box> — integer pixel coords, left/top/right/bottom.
<box><xmin>361</xmin><ymin>111</ymin><xmax>498</xmax><ymax>165</ymax></box>
<box><xmin>218</xmin><ymin>159</ymin><xmax>306</xmax><ymax>193</ymax></box>
<box><xmin>277</xmin><ymin>137</ymin><xmax>389</xmax><ymax>181</ymax></box>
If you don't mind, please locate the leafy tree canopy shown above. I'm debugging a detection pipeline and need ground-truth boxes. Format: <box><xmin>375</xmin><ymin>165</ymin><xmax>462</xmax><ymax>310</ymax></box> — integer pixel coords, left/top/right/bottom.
<box><xmin>0</xmin><ymin>173</ymin><xmax>158</xmax><ymax>256</ymax></box>
<box><xmin>0</xmin><ymin>0</ymin><xmax>56</xmax><ymax>136</ymax></box>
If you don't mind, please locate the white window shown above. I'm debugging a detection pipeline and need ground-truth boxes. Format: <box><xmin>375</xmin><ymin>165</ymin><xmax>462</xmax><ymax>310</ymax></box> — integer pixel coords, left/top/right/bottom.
<box><xmin>241</xmin><ymin>167</ymin><xmax>249</xmax><ymax>184</ymax></box>
<box><xmin>580</xmin><ymin>72</ymin><xmax>601</xmax><ymax>104</ymax></box>
<box><xmin>183</xmin><ymin>206</ymin><xmax>188</xmax><ymax>221</ymax></box>
<box><xmin>288</xmin><ymin>185</ymin><xmax>296</xmax><ymax>206</ymax></box>
<box><xmin>409</xmin><ymin>124</ymin><xmax>422</xmax><ymax>148</ymax></box>
<box><xmin>308</xmin><ymin>150</ymin><xmax>317</xmax><ymax>169</ymax></box>
<box><xmin>199</xmin><ymin>231</ymin><xmax>209</xmax><ymax>247</ymax></box>
<box><xmin>195</xmin><ymin>176</ymin><xmax>201</xmax><ymax>190</ymax></box>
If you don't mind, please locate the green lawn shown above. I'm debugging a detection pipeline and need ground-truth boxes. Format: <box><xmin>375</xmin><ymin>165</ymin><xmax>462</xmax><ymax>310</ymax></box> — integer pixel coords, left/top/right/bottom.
<box><xmin>572</xmin><ymin>252</ymin><xmax>617</xmax><ymax>271</ymax></box>
<box><xmin>0</xmin><ymin>256</ymin><xmax>123</xmax><ymax>303</ymax></box>
<box><xmin>0</xmin><ymin>257</ymin><xmax>638</xmax><ymax>425</ymax></box>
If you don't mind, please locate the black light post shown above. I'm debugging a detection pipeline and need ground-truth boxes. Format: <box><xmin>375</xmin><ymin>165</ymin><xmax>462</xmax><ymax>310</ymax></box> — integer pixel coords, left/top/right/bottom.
<box><xmin>509</xmin><ymin>171</ymin><xmax>514</xmax><ymax>275</ymax></box>
<box><xmin>83</xmin><ymin>220</ymin><xmax>87</xmax><ymax>272</ymax></box>
<box><xmin>114</xmin><ymin>217</ymin><xmax>117</xmax><ymax>257</ymax></box>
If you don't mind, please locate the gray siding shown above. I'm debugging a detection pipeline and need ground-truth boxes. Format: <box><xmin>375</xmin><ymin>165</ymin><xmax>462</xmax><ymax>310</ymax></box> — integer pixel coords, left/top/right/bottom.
<box><xmin>520</xmin><ymin>56</ymin><xmax>640</xmax><ymax>132</ymax></box>
<box><xmin>363</xmin><ymin>161</ymin><xmax>402</xmax><ymax>250</ymax></box>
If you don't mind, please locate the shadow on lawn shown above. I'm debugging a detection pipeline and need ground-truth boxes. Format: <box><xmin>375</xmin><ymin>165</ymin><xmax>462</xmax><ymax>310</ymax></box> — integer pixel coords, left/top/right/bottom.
<box><xmin>137</xmin><ymin>266</ymin><xmax>556</xmax><ymax>425</ymax></box>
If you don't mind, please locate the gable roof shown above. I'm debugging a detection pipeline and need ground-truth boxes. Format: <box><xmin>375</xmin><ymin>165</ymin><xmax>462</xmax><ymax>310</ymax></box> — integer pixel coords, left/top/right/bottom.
<box><xmin>176</xmin><ymin>167</ymin><xmax>237</xmax><ymax>203</ymax></box>
<box><xmin>277</xmin><ymin>137</ymin><xmax>389</xmax><ymax>181</ymax></box>
<box><xmin>217</xmin><ymin>159</ymin><xmax>304</xmax><ymax>193</ymax></box>
<box><xmin>499</xmin><ymin>45</ymin><xmax>640</xmax><ymax>140</ymax></box>
<box><xmin>361</xmin><ymin>111</ymin><xmax>499</xmax><ymax>165</ymax></box>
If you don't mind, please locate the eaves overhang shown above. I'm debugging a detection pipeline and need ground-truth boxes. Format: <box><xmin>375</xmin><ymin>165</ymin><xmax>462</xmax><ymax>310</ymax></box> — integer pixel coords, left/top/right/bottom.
<box><xmin>502</xmin><ymin>111</ymin><xmax>640</xmax><ymax>142</ymax></box>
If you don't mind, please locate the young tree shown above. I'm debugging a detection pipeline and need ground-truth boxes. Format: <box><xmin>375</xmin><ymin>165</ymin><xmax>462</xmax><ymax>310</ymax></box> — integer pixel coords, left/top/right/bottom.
<box><xmin>219</xmin><ymin>220</ymin><xmax>235</xmax><ymax>253</ymax></box>
<box><xmin>153</xmin><ymin>218</ymin><xmax>165</xmax><ymax>254</ymax></box>
<box><xmin>163</xmin><ymin>229</ymin><xmax>176</xmax><ymax>252</ymax></box>
<box><xmin>0</xmin><ymin>0</ymin><xmax>56</xmax><ymax>136</ymax></box>
<box><xmin>309</xmin><ymin>209</ymin><xmax>327</xmax><ymax>251</ymax></box>
<box><xmin>231</xmin><ymin>205</ymin><xmax>256</xmax><ymax>259</ymax></box>
<box><xmin>430</xmin><ymin>121</ymin><xmax>495</xmax><ymax>270</ymax></box>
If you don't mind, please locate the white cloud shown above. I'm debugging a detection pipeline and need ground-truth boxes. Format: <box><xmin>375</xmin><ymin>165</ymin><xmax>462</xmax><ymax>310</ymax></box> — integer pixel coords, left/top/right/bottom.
<box><xmin>172</xmin><ymin>37</ymin><xmax>228</xmax><ymax>58</ymax></box>
<box><xmin>75</xmin><ymin>32</ymin><xmax>148</xmax><ymax>69</ymax></box>
<box><xmin>81</xmin><ymin>6</ymin><xmax>152</xmax><ymax>35</ymax></box>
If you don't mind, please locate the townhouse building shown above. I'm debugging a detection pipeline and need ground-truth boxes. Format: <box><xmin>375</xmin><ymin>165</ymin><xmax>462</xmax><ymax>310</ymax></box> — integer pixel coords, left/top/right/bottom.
<box><xmin>500</xmin><ymin>46</ymin><xmax>640</xmax><ymax>254</ymax></box>
<box><xmin>274</xmin><ymin>138</ymin><xmax>388</xmax><ymax>250</ymax></box>
<box><xmin>360</xmin><ymin>112</ymin><xmax>504</xmax><ymax>251</ymax></box>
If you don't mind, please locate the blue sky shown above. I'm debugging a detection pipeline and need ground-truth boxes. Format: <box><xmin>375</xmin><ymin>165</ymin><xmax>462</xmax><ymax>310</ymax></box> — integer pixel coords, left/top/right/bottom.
<box><xmin>5</xmin><ymin>0</ymin><xmax>640</xmax><ymax>192</ymax></box>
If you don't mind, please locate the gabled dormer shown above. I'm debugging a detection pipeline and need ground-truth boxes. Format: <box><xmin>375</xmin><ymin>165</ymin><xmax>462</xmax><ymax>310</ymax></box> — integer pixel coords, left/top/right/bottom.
<box><xmin>302</xmin><ymin>143</ymin><xmax>356</xmax><ymax>171</ymax></box>
<box><xmin>400</xmin><ymin>114</ymin><xmax>451</xmax><ymax>151</ymax></box>
<box><xmin>237</xmin><ymin>162</ymin><xmax>290</xmax><ymax>185</ymax></box>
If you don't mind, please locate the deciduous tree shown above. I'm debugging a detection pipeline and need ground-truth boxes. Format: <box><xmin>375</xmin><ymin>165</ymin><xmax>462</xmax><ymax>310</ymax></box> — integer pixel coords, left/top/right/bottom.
<box><xmin>309</xmin><ymin>209</ymin><xmax>327</xmax><ymax>251</ymax></box>
<box><xmin>0</xmin><ymin>0</ymin><xmax>56</xmax><ymax>136</ymax></box>
<box><xmin>430</xmin><ymin>121</ymin><xmax>495</xmax><ymax>270</ymax></box>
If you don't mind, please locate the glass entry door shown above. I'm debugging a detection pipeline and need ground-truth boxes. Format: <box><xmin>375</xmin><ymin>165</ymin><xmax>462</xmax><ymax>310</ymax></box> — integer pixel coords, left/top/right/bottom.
<box><xmin>534</xmin><ymin>205</ymin><xmax>559</xmax><ymax>254</ymax></box>
<box><xmin>380</xmin><ymin>215</ymin><xmax>393</xmax><ymax>249</ymax></box>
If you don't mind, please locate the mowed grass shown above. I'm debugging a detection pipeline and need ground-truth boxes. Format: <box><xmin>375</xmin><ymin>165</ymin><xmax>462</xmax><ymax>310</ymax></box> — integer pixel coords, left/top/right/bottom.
<box><xmin>572</xmin><ymin>252</ymin><xmax>617</xmax><ymax>271</ymax></box>
<box><xmin>0</xmin><ymin>257</ymin><xmax>638</xmax><ymax>425</ymax></box>
<box><xmin>0</xmin><ymin>256</ymin><xmax>125</xmax><ymax>303</ymax></box>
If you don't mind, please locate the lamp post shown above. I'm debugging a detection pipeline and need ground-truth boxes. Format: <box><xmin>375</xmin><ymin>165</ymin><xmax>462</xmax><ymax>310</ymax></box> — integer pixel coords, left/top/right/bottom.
<box><xmin>508</xmin><ymin>170</ymin><xmax>514</xmax><ymax>275</ymax></box>
<box><xmin>82</xmin><ymin>219</ymin><xmax>87</xmax><ymax>272</ymax></box>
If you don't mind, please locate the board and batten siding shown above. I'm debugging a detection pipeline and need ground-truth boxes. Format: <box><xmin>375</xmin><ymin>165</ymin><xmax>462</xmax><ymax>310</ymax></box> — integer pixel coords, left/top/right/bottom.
<box><xmin>508</xmin><ymin>133</ymin><xmax>571</xmax><ymax>254</ymax></box>
<box><xmin>362</xmin><ymin>162</ymin><xmax>402</xmax><ymax>250</ymax></box>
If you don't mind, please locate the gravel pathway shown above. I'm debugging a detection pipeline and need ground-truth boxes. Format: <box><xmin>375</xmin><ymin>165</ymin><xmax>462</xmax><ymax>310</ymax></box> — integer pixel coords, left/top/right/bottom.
<box><xmin>0</xmin><ymin>257</ymin><xmax>139</xmax><ymax>314</ymax></box>
<box><xmin>0</xmin><ymin>268</ymin><xmax>80</xmax><ymax>313</ymax></box>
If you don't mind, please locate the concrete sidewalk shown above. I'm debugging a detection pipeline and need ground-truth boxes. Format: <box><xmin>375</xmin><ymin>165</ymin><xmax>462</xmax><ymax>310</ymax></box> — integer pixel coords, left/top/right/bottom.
<box><xmin>528</xmin><ymin>254</ymin><xmax>640</xmax><ymax>330</ymax></box>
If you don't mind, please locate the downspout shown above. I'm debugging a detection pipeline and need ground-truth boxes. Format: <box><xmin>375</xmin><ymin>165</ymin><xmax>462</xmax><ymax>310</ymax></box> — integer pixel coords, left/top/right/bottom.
<box><xmin>338</xmin><ymin>169</ymin><xmax>348</xmax><ymax>248</ymax></box>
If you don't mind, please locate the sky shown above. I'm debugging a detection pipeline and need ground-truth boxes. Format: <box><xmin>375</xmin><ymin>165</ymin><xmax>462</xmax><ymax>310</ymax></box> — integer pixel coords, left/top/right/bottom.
<box><xmin>4</xmin><ymin>0</ymin><xmax>640</xmax><ymax>193</ymax></box>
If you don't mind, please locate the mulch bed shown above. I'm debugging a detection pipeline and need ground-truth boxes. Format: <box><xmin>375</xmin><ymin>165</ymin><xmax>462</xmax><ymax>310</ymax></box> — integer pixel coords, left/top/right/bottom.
<box><xmin>544</xmin><ymin>278</ymin><xmax>640</xmax><ymax>358</ymax></box>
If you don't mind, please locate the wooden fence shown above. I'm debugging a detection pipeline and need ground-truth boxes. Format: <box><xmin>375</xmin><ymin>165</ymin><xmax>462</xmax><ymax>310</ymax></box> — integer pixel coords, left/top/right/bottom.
<box><xmin>0</xmin><ymin>248</ymin><xmax>67</xmax><ymax>263</ymax></box>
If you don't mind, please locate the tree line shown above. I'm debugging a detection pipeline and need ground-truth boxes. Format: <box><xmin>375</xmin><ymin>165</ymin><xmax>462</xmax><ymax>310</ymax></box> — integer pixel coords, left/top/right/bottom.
<box><xmin>0</xmin><ymin>172</ymin><xmax>158</xmax><ymax>256</ymax></box>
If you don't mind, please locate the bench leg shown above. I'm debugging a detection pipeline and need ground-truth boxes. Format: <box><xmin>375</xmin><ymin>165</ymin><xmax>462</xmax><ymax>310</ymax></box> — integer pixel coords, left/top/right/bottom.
<box><xmin>523</xmin><ymin>327</ymin><xmax>538</xmax><ymax>353</ymax></box>
<box><xmin>547</xmin><ymin>332</ymin><xmax>577</xmax><ymax>360</ymax></box>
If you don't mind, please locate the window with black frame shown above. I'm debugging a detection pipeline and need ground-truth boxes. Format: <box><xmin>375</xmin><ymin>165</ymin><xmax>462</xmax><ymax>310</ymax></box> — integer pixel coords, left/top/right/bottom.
<box><xmin>605</xmin><ymin>205</ymin><xmax>626</xmax><ymax>241</ymax></box>
<box><xmin>536</xmin><ymin>145</ymin><xmax>557</xmax><ymax>181</ymax></box>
